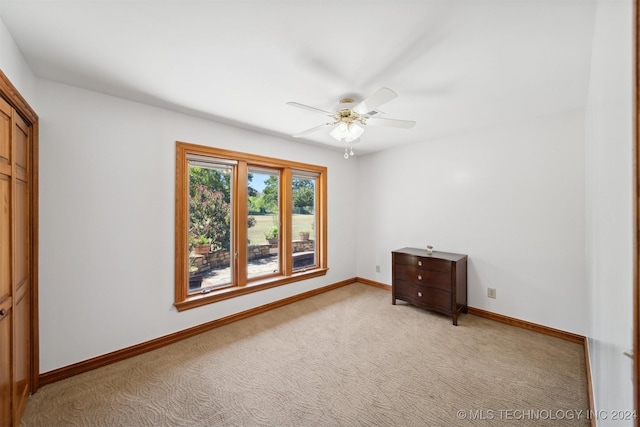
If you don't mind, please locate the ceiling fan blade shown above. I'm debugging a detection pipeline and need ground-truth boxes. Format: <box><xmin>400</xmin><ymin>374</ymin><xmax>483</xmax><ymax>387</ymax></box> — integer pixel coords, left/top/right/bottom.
<box><xmin>286</xmin><ymin>102</ymin><xmax>333</xmax><ymax>115</ymax></box>
<box><xmin>292</xmin><ymin>123</ymin><xmax>333</xmax><ymax>137</ymax></box>
<box><xmin>354</xmin><ymin>87</ymin><xmax>398</xmax><ymax>114</ymax></box>
<box><xmin>366</xmin><ymin>117</ymin><xmax>416</xmax><ymax>129</ymax></box>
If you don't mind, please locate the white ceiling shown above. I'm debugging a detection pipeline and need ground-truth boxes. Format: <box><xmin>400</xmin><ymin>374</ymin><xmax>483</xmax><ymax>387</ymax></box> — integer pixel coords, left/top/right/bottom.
<box><xmin>0</xmin><ymin>0</ymin><xmax>597</xmax><ymax>155</ymax></box>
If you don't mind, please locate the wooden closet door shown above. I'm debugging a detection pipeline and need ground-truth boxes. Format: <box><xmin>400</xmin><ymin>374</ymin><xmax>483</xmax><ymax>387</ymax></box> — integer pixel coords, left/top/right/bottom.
<box><xmin>0</xmin><ymin>95</ymin><xmax>13</xmax><ymax>426</ymax></box>
<box><xmin>13</xmin><ymin>111</ymin><xmax>30</xmax><ymax>421</ymax></box>
<box><xmin>0</xmin><ymin>91</ymin><xmax>32</xmax><ymax>426</ymax></box>
<box><xmin>0</xmin><ymin>69</ymin><xmax>37</xmax><ymax>427</ymax></box>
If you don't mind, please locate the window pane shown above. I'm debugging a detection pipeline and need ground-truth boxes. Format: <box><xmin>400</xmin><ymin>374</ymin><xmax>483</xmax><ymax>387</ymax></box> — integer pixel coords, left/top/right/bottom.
<box><xmin>292</xmin><ymin>174</ymin><xmax>317</xmax><ymax>272</ymax></box>
<box><xmin>188</xmin><ymin>161</ymin><xmax>233</xmax><ymax>293</ymax></box>
<box><xmin>247</xmin><ymin>168</ymin><xmax>280</xmax><ymax>280</ymax></box>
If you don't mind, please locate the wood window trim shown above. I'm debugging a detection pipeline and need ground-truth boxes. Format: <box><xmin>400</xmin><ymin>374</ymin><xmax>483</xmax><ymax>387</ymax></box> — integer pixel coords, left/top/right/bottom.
<box><xmin>174</xmin><ymin>141</ymin><xmax>328</xmax><ymax>311</ymax></box>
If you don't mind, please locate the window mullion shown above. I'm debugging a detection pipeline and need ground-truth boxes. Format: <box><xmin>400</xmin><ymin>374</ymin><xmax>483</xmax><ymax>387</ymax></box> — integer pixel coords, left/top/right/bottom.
<box><xmin>236</xmin><ymin>161</ymin><xmax>248</xmax><ymax>287</ymax></box>
<box><xmin>281</xmin><ymin>168</ymin><xmax>293</xmax><ymax>276</ymax></box>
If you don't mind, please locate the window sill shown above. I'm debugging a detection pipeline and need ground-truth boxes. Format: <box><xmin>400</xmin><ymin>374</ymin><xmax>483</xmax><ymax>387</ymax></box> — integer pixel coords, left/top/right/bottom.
<box><xmin>174</xmin><ymin>267</ymin><xmax>328</xmax><ymax>312</ymax></box>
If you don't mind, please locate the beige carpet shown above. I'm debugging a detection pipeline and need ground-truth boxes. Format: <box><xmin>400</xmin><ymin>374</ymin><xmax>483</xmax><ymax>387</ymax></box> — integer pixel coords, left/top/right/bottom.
<box><xmin>21</xmin><ymin>283</ymin><xmax>589</xmax><ymax>426</ymax></box>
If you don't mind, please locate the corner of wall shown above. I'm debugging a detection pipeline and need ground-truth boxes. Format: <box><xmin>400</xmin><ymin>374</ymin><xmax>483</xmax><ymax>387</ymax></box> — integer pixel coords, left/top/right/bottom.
<box><xmin>0</xmin><ymin>14</ymin><xmax>38</xmax><ymax>106</ymax></box>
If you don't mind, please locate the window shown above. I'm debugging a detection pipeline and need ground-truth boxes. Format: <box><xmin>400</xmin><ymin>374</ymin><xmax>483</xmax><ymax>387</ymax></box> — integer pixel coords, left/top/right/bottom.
<box><xmin>187</xmin><ymin>156</ymin><xmax>234</xmax><ymax>291</ymax></box>
<box><xmin>247</xmin><ymin>167</ymin><xmax>280</xmax><ymax>280</ymax></box>
<box><xmin>175</xmin><ymin>142</ymin><xmax>327</xmax><ymax>311</ymax></box>
<box><xmin>291</xmin><ymin>172</ymin><xmax>318</xmax><ymax>272</ymax></box>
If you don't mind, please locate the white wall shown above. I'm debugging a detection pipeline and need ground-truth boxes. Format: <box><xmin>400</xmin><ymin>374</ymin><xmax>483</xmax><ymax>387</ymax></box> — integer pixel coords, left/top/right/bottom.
<box><xmin>0</xmin><ymin>16</ymin><xmax>37</xmax><ymax>106</ymax></box>
<box><xmin>356</xmin><ymin>109</ymin><xmax>588</xmax><ymax>335</ymax></box>
<box><xmin>35</xmin><ymin>80</ymin><xmax>358</xmax><ymax>372</ymax></box>
<box><xmin>585</xmin><ymin>0</ymin><xmax>634</xmax><ymax>423</ymax></box>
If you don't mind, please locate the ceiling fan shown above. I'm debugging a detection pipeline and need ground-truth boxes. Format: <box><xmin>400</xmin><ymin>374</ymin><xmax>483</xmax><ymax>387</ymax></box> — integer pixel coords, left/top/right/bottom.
<box><xmin>287</xmin><ymin>87</ymin><xmax>416</xmax><ymax>158</ymax></box>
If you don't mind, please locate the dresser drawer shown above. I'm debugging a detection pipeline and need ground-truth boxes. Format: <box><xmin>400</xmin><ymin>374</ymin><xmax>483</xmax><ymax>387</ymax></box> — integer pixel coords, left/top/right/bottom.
<box><xmin>394</xmin><ymin>253</ymin><xmax>451</xmax><ymax>273</ymax></box>
<box><xmin>394</xmin><ymin>265</ymin><xmax>450</xmax><ymax>291</ymax></box>
<box><xmin>394</xmin><ymin>280</ymin><xmax>451</xmax><ymax>311</ymax></box>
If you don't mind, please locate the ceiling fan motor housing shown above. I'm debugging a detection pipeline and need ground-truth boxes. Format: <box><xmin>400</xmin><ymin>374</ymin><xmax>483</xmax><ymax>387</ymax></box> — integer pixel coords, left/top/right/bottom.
<box><xmin>334</xmin><ymin>99</ymin><xmax>366</xmax><ymax>125</ymax></box>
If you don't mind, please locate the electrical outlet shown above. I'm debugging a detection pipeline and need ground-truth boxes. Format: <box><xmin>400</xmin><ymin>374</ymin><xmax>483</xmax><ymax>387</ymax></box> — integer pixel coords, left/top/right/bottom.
<box><xmin>375</xmin><ymin>265</ymin><xmax>381</xmax><ymax>273</ymax></box>
<box><xmin>487</xmin><ymin>288</ymin><xmax>496</xmax><ymax>299</ymax></box>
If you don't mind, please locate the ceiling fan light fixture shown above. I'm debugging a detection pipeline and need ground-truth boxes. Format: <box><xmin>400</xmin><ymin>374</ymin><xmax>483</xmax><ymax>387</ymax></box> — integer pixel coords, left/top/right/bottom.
<box><xmin>287</xmin><ymin>87</ymin><xmax>415</xmax><ymax>157</ymax></box>
<box><xmin>330</xmin><ymin>122</ymin><xmax>364</xmax><ymax>143</ymax></box>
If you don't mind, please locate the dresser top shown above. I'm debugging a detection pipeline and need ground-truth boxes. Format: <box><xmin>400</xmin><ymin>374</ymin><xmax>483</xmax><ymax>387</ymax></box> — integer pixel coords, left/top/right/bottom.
<box><xmin>393</xmin><ymin>247</ymin><xmax>468</xmax><ymax>262</ymax></box>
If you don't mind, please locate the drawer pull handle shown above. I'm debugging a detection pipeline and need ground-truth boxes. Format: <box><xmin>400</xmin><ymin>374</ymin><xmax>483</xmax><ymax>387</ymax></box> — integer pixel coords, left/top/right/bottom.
<box><xmin>0</xmin><ymin>309</ymin><xmax>5</xmax><ymax>317</ymax></box>
<box><xmin>417</xmin><ymin>275</ymin><xmax>423</xmax><ymax>280</ymax></box>
<box><xmin>417</xmin><ymin>291</ymin><xmax>423</xmax><ymax>297</ymax></box>
<box><xmin>417</xmin><ymin>261</ymin><xmax>422</xmax><ymax>266</ymax></box>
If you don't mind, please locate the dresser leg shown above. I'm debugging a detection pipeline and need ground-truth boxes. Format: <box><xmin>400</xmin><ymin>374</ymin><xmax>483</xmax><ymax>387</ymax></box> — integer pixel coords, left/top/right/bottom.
<box><xmin>452</xmin><ymin>313</ymin><xmax>458</xmax><ymax>326</ymax></box>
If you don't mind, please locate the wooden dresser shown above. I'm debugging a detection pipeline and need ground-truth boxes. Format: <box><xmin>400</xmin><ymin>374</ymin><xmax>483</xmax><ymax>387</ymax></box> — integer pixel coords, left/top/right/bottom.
<box><xmin>392</xmin><ymin>248</ymin><xmax>468</xmax><ymax>325</ymax></box>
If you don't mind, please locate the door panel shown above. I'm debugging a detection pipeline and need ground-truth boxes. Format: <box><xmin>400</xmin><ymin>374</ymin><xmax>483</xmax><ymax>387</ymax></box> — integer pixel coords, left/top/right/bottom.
<box><xmin>0</xmin><ymin>98</ymin><xmax>10</xmax><ymax>168</ymax></box>
<box><xmin>13</xmin><ymin>288</ymin><xmax>28</xmax><ymax>419</ymax></box>
<box><xmin>13</xmin><ymin>114</ymin><xmax>27</xmax><ymax>180</ymax></box>
<box><xmin>0</xmin><ymin>301</ymin><xmax>11</xmax><ymax>427</ymax></box>
<box><xmin>15</xmin><ymin>179</ymin><xmax>27</xmax><ymax>291</ymax></box>
<box><xmin>0</xmin><ymin>177</ymin><xmax>10</xmax><ymax>301</ymax></box>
